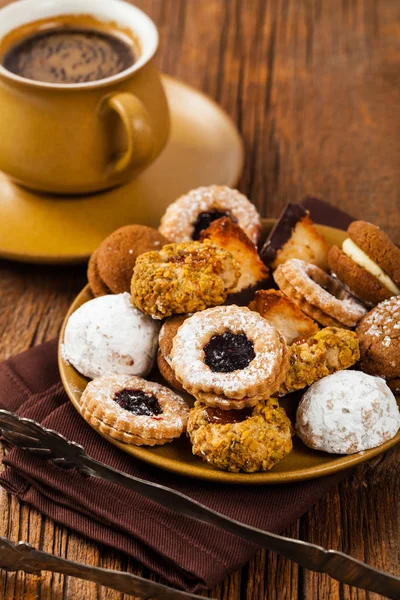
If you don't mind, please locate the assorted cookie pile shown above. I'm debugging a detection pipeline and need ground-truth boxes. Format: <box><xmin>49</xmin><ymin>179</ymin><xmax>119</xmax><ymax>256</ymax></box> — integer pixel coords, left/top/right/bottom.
<box><xmin>62</xmin><ymin>187</ymin><xmax>400</xmax><ymax>473</ymax></box>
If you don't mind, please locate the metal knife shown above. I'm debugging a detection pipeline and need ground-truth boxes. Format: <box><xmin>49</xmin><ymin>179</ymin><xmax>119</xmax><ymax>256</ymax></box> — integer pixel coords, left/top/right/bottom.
<box><xmin>1</xmin><ymin>409</ymin><xmax>399</xmax><ymax>599</ymax></box>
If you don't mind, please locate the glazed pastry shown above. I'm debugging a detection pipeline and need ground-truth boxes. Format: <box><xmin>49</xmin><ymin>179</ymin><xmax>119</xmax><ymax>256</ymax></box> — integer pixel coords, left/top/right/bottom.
<box><xmin>87</xmin><ymin>249</ymin><xmax>111</xmax><ymax>297</ymax></box>
<box><xmin>81</xmin><ymin>375</ymin><xmax>190</xmax><ymax>446</ymax></box>
<box><xmin>171</xmin><ymin>305</ymin><xmax>289</xmax><ymax>409</ymax></box>
<box><xmin>187</xmin><ymin>398</ymin><xmax>293</xmax><ymax>473</ymax></box>
<box><xmin>249</xmin><ymin>289</ymin><xmax>319</xmax><ymax>344</ymax></box>
<box><xmin>93</xmin><ymin>225</ymin><xmax>168</xmax><ymax>294</ymax></box>
<box><xmin>200</xmin><ymin>217</ymin><xmax>269</xmax><ymax>296</ymax></box>
<box><xmin>278</xmin><ymin>327</ymin><xmax>360</xmax><ymax>396</ymax></box>
<box><xmin>62</xmin><ymin>293</ymin><xmax>159</xmax><ymax>379</ymax></box>
<box><xmin>356</xmin><ymin>296</ymin><xmax>400</xmax><ymax>385</ymax></box>
<box><xmin>296</xmin><ymin>370</ymin><xmax>400</xmax><ymax>454</ymax></box>
<box><xmin>274</xmin><ymin>258</ymin><xmax>366</xmax><ymax>327</ymax></box>
<box><xmin>159</xmin><ymin>185</ymin><xmax>261</xmax><ymax>245</ymax></box>
<box><xmin>130</xmin><ymin>240</ymin><xmax>240</xmax><ymax>319</ymax></box>
<box><xmin>260</xmin><ymin>203</ymin><xmax>329</xmax><ymax>271</ymax></box>
<box><xmin>157</xmin><ymin>314</ymin><xmax>189</xmax><ymax>391</ymax></box>
<box><xmin>328</xmin><ymin>221</ymin><xmax>400</xmax><ymax>306</ymax></box>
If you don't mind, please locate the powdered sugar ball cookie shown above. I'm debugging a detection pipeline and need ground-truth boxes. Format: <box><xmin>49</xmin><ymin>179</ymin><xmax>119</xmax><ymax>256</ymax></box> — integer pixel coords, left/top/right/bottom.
<box><xmin>62</xmin><ymin>293</ymin><xmax>159</xmax><ymax>379</ymax></box>
<box><xmin>159</xmin><ymin>186</ymin><xmax>261</xmax><ymax>245</ymax></box>
<box><xmin>296</xmin><ymin>370</ymin><xmax>400</xmax><ymax>454</ymax></box>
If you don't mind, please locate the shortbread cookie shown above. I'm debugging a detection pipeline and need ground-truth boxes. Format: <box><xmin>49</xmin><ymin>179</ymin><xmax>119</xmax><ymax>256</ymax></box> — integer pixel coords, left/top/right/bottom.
<box><xmin>249</xmin><ymin>289</ymin><xmax>319</xmax><ymax>344</ymax></box>
<box><xmin>328</xmin><ymin>221</ymin><xmax>400</xmax><ymax>305</ymax></box>
<box><xmin>200</xmin><ymin>217</ymin><xmax>269</xmax><ymax>294</ymax></box>
<box><xmin>356</xmin><ymin>296</ymin><xmax>400</xmax><ymax>380</ymax></box>
<box><xmin>187</xmin><ymin>398</ymin><xmax>293</xmax><ymax>472</ymax></box>
<box><xmin>278</xmin><ymin>327</ymin><xmax>360</xmax><ymax>396</ymax></box>
<box><xmin>274</xmin><ymin>258</ymin><xmax>366</xmax><ymax>327</ymax></box>
<box><xmin>296</xmin><ymin>371</ymin><xmax>400</xmax><ymax>454</ymax></box>
<box><xmin>260</xmin><ymin>203</ymin><xmax>329</xmax><ymax>271</ymax></box>
<box><xmin>96</xmin><ymin>225</ymin><xmax>168</xmax><ymax>294</ymax></box>
<box><xmin>81</xmin><ymin>375</ymin><xmax>190</xmax><ymax>446</ymax></box>
<box><xmin>171</xmin><ymin>305</ymin><xmax>289</xmax><ymax>409</ymax></box>
<box><xmin>62</xmin><ymin>293</ymin><xmax>159</xmax><ymax>379</ymax></box>
<box><xmin>131</xmin><ymin>240</ymin><xmax>240</xmax><ymax>319</ymax></box>
<box><xmin>159</xmin><ymin>186</ymin><xmax>261</xmax><ymax>245</ymax></box>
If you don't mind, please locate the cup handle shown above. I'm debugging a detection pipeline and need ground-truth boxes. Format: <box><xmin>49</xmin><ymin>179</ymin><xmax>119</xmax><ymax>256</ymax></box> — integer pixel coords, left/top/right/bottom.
<box><xmin>103</xmin><ymin>92</ymin><xmax>154</xmax><ymax>176</ymax></box>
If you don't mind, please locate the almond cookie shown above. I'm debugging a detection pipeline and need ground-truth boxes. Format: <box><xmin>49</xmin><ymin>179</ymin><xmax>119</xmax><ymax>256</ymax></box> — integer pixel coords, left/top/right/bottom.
<box><xmin>131</xmin><ymin>240</ymin><xmax>240</xmax><ymax>319</ymax></box>
<box><xmin>81</xmin><ymin>374</ymin><xmax>190</xmax><ymax>446</ymax></box>
<box><xmin>157</xmin><ymin>314</ymin><xmax>189</xmax><ymax>391</ymax></box>
<box><xmin>274</xmin><ymin>258</ymin><xmax>366</xmax><ymax>327</ymax></box>
<box><xmin>87</xmin><ymin>249</ymin><xmax>111</xmax><ymax>297</ymax></box>
<box><xmin>278</xmin><ymin>327</ymin><xmax>360</xmax><ymax>396</ymax></box>
<box><xmin>260</xmin><ymin>203</ymin><xmax>329</xmax><ymax>271</ymax></box>
<box><xmin>328</xmin><ymin>221</ymin><xmax>400</xmax><ymax>305</ymax></box>
<box><xmin>187</xmin><ymin>398</ymin><xmax>293</xmax><ymax>472</ymax></box>
<box><xmin>296</xmin><ymin>371</ymin><xmax>400</xmax><ymax>454</ymax></box>
<box><xmin>159</xmin><ymin>185</ymin><xmax>261</xmax><ymax>245</ymax></box>
<box><xmin>96</xmin><ymin>225</ymin><xmax>168</xmax><ymax>294</ymax></box>
<box><xmin>356</xmin><ymin>296</ymin><xmax>400</xmax><ymax>381</ymax></box>
<box><xmin>171</xmin><ymin>305</ymin><xmax>289</xmax><ymax>409</ymax></box>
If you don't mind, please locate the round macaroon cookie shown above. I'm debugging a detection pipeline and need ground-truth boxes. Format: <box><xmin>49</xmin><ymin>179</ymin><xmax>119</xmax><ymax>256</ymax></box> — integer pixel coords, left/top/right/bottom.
<box><xmin>96</xmin><ymin>225</ymin><xmax>168</xmax><ymax>294</ymax></box>
<box><xmin>296</xmin><ymin>370</ymin><xmax>400</xmax><ymax>454</ymax></box>
<box><xmin>87</xmin><ymin>249</ymin><xmax>112</xmax><ymax>297</ymax></box>
<box><xmin>62</xmin><ymin>292</ymin><xmax>160</xmax><ymax>379</ymax></box>
<box><xmin>356</xmin><ymin>296</ymin><xmax>400</xmax><ymax>383</ymax></box>
<box><xmin>328</xmin><ymin>221</ymin><xmax>400</xmax><ymax>305</ymax></box>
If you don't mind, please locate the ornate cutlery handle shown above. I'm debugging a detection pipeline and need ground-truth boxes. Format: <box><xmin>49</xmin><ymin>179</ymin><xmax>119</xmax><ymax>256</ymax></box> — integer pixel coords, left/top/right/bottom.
<box><xmin>1</xmin><ymin>409</ymin><xmax>399</xmax><ymax>599</ymax></box>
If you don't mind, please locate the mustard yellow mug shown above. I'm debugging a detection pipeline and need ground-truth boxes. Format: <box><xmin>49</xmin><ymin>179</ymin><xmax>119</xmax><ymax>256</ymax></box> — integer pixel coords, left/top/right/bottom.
<box><xmin>0</xmin><ymin>0</ymin><xmax>170</xmax><ymax>194</ymax></box>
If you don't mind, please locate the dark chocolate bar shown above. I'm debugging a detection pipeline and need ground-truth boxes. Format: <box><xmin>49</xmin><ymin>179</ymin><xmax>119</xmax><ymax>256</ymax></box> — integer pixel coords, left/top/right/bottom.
<box><xmin>260</xmin><ymin>203</ymin><xmax>307</xmax><ymax>266</ymax></box>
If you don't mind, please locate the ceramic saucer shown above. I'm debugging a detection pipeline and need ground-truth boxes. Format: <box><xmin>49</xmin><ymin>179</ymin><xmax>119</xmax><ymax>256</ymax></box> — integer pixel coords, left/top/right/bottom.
<box><xmin>0</xmin><ymin>75</ymin><xmax>243</xmax><ymax>264</ymax></box>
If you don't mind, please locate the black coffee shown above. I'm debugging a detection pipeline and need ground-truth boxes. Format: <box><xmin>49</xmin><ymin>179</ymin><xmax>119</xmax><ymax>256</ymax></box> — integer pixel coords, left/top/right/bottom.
<box><xmin>2</xmin><ymin>27</ymin><xmax>136</xmax><ymax>84</ymax></box>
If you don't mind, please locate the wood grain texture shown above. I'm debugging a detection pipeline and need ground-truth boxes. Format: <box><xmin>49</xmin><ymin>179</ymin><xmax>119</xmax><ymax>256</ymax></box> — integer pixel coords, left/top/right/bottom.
<box><xmin>0</xmin><ymin>0</ymin><xmax>399</xmax><ymax>599</ymax></box>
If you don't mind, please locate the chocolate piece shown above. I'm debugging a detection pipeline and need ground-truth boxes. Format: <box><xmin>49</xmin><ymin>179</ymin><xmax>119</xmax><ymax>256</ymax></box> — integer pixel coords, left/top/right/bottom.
<box><xmin>203</xmin><ymin>332</ymin><xmax>255</xmax><ymax>373</ymax></box>
<box><xmin>113</xmin><ymin>389</ymin><xmax>162</xmax><ymax>416</ymax></box>
<box><xmin>260</xmin><ymin>203</ymin><xmax>308</xmax><ymax>266</ymax></box>
<box><xmin>204</xmin><ymin>406</ymin><xmax>253</xmax><ymax>424</ymax></box>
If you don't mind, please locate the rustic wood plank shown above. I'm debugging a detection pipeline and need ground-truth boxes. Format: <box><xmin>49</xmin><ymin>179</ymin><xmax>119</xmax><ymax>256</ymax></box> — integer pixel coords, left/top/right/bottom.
<box><xmin>0</xmin><ymin>0</ymin><xmax>399</xmax><ymax>599</ymax></box>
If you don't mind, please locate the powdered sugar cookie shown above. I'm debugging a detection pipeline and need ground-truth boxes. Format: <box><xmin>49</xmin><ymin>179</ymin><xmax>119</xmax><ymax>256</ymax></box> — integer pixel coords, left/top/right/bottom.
<box><xmin>159</xmin><ymin>186</ymin><xmax>261</xmax><ymax>245</ymax></box>
<box><xmin>81</xmin><ymin>374</ymin><xmax>190</xmax><ymax>446</ymax></box>
<box><xmin>296</xmin><ymin>370</ymin><xmax>400</xmax><ymax>454</ymax></box>
<box><xmin>171</xmin><ymin>305</ymin><xmax>289</xmax><ymax>408</ymax></box>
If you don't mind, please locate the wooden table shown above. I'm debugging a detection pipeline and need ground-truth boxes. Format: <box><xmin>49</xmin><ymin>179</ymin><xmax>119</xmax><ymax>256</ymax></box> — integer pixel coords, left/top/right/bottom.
<box><xmin>1</xmin><ymin>0</ymin><xmax>399</xmax><ymax>598</ymax></box>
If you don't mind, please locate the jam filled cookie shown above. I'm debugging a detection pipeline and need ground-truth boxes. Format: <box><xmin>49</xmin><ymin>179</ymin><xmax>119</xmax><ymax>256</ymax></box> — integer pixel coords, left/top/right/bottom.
<box><xmin>95</xmin><ymin>225</ymin><xmax>168</xmax><ymax>295</ymax></box>
<box><xmin>296</xmin><ymin>371</ymin><xmax>400</xmax><ymax>454</ymax></box>
<box><xmin>278</xmin><ymin>327</ymin><xmax>360</xmax><ymax>396</ymax></box>
<box><xmin>356</xmin><ymin>296</ymin><xmax>400</xmax><ymax>383</ymax></box>
<box><xmin>62</xmin><ymin>293</ymin><xmax>159</xmax><ymax>379</ymax></box>
<box><xmin>274</xmin><ymin>258</ymin><xmax>366</xmax><ymax>327</ymax></box>
<box><xmin>200</xmin><ymin>217</ymin><xmax>269</xmax><ymax>299</ymax></box>
<box><xmin>157</xmin><ymin>314</ymin><xmax>189</xmax><ymax>391</ymax></box>
<box><xmin>171</xmin><ymin>305</ymin><xmax>289</xmax><ymax>409</ymax></box>
<box><xmin>81</xmin><ymin>374</ymin><xmax>190</xmax><ymax>446</ymax></box>
<box><xmin>260</xmin><ymin>203</ymin><xmax>329</xmax><ymax>271</ymax></box>
<box><xmin>187</xmin><ymin>398</ymin><xmax>293</xmax><ymax>472</ymax></box>
<box><xmin>328</xmin><ymin>221</ymin><xmax>400</xmax><ymax>306</ymax></box>
<box><xmin>158</xmin><ymin>185</ymin><xmax>261</xmax><ymax>245</ymax></box>
<box><xmin>131</xmin><ymin>240</ymin><xmax>240</xmax><ymax>319</ymax></box>
<box><xmin>249</xmin><ymin>289</ymin><xmax>319</xmax><ymax>344</ymax></box>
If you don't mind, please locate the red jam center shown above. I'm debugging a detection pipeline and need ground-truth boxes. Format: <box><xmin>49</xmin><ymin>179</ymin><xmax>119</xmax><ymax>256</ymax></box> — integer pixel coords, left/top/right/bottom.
<box><xmin>204</xmin><ymin>406</ymin><xmax>253</xmax><ymax>424</ymax></box>
<box><xmin>203</xmin><ymin>332</ymin><xmax>255</xmax><ymax>373</ymax></box>
<box><xmin>113</xmin><ymin>389</ymin><xmax>162</xmax><ymax>416</ymax></box>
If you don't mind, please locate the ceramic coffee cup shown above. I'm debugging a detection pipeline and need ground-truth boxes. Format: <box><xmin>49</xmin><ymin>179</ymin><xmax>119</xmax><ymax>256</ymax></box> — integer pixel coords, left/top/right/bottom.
<box><xmin>0</xmin><ymin>0</ymin><xmax>170</xmax><ymax>194</ymax></box>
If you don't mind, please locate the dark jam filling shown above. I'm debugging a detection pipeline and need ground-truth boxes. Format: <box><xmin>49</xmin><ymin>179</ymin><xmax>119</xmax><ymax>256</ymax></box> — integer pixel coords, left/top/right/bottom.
<box><xmin>192</xmin><ymin>210</ymin><xmax>231</xmax><ymax>240</ymax></box>
<box><xmin>204</xmin><ymin>406</ymin><xmax>253</xmax><ymax>424</ymax></box>
<box><xmin>203</xmin><ymin>332</ymin><xmax>255</xmax><ymax>373</ymax></box>
<box><xmin>113</xmin><ymin>389</ymin><xmax>162</xmax><ymax>416</ymax></box>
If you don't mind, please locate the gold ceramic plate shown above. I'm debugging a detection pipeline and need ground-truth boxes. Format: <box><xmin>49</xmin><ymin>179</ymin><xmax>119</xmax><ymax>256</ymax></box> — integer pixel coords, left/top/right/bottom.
<box><xmin>0</xmin><ymin>75</ymin><xmax>243</xmax><ymax>264</ymax></box>
<box><xmin>59</xmin><ymin>221</ymin><xmax>400</xmax><ymax>484</ymax></box>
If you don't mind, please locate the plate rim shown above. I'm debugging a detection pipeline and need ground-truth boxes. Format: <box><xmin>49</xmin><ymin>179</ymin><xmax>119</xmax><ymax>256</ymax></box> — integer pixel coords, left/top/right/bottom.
<box><xmin>58</xmin><ymin>219</ymin><xmax>400</xmax><ymax>484</ymax></box>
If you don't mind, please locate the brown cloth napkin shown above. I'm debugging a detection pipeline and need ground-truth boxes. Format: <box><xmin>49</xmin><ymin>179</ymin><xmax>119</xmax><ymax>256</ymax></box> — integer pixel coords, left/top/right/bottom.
<box><xmin>0</xmin><ymin>198</ymin><xmax>353</xmax><ymax>593</ymax></box>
